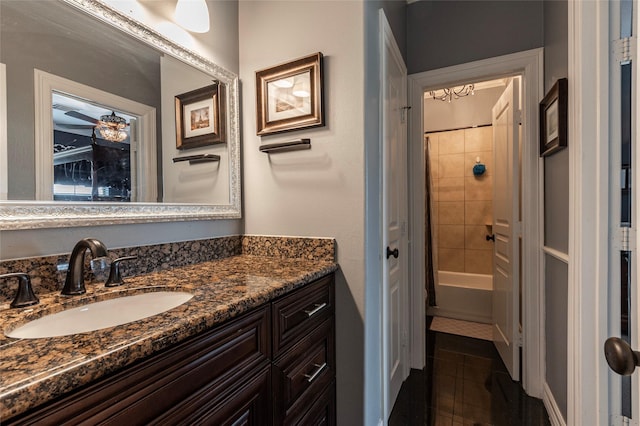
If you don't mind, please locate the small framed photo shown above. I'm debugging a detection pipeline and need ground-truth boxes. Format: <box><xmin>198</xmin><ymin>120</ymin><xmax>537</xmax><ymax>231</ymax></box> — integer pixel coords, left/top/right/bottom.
<box><xmin>539</xmin><ymin>78</ymin><xmax>567</xmax><ymax>157</ymax></box>
<box><xmin>175</xmin><ymin>82</ymin><xmax>226</xmax><ymax>150</ymax></box>
<box><xmin>255</xmin><ymin>52</ymin><xmax>324</xmax><ymax>136</ymax></box>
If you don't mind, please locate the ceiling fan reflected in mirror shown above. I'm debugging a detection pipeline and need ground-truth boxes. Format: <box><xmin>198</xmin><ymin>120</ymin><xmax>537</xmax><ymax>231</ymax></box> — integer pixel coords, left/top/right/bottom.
<box><xmin>52</xmin><ymin>93</ymin><xmax>132</xmax><ymax>143</ymax></box>
<box><xmin>63</xmin><ymin>110</ymin><xmax>129</xmax><ymax>143</ymax></box>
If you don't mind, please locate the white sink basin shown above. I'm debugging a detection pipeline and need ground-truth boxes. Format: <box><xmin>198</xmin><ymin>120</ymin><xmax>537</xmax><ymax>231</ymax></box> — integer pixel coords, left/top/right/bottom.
<box><xmin>6</xmin><ymin>291</ymin><xmax>193</xmax><ymax>339</ymax></box>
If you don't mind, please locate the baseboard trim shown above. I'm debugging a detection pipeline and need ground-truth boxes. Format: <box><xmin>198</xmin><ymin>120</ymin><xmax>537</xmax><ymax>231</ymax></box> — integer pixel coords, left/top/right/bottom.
<box><xmin>543</xmin><ymin>382</ymin><xmax>566</xmax><ymax>426</ymax></box>
<box><xmin>426</xmin><ymin>306</ymin><xmax>492</xmax><ymax>324</ymax></box>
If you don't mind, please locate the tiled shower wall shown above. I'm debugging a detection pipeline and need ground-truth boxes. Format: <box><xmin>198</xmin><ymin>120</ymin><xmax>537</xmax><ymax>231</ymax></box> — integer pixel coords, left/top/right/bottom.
<box><xmin>427</xmin><ymin>126</ymin><xmax>494</xmax><ymax>275</ymax></box>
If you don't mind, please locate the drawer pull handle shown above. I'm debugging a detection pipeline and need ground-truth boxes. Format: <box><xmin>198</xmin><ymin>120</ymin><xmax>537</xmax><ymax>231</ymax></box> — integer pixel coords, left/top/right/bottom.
<box><xmin>304</xmin><ymin>362</ymin><xmax>327</xmax><ymax>383</ymax></box>
<box><xmin>304</xmin><ymin>302</ymin><xmax>327</xmax><ymax>317</ymax></box>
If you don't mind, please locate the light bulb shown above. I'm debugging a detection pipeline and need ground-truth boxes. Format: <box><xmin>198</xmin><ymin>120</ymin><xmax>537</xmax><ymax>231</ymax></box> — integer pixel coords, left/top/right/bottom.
<box><xmin>174</xmin><ymin>0</ymin><xmax>210</xmax><ymax>33</ymax></box>
<box><xmin>292</xmin><ymin>75</ymin><xmax>310</xmax><ymax>98</ymax></box>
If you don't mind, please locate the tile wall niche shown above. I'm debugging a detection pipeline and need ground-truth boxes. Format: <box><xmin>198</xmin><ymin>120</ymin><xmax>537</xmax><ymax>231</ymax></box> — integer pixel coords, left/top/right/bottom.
<box><xmin>427</xmin><ymin>126</ymin><xmax>493</xmax><ymax>275</ymax></box>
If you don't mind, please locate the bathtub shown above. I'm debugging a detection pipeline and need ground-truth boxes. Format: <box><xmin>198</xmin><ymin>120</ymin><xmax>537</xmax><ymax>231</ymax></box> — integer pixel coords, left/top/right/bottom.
<box><xmin>427</xmin><ymin>271</ymin><xmax>493</xmax><ymax>324</ymax></box>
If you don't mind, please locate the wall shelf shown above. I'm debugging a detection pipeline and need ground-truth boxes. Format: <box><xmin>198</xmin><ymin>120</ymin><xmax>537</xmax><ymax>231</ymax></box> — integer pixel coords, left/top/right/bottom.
<box><xmin>172</xmin><ymin>154</ymin><xmax>220</xmax><ymax>165</ymax></box>
<box><xmin>259</xmin><ymin>139</ymin><xmax>311</xmax><ymax>154</ymax></box>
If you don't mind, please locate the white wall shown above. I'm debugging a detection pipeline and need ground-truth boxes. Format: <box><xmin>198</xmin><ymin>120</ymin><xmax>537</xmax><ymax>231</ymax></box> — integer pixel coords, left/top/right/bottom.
<box><xmin>423</xmin><ymin>86</ymin><xmax>504</xmax><ymax>133</ymax></box>
<box><xmin>0</xmin><ymin>1</ymin><xmax>241</xmax><ymax>260</ymax></box>
<box><xmin>239</xmin><ymin>1</ymin><xmax>366</xmax><ymax>423</ymax></box>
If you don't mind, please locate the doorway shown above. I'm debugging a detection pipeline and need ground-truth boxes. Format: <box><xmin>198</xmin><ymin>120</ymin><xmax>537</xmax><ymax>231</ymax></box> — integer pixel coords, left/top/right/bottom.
<box><xmin>423</xmin><ymin>76</ymin><xmax>522</xmax><ymax>380</ymax></box>
<box><xmin>408</xmin><ymin>48</ymin><xmax>544</xmax><ymax>398</ymax></box>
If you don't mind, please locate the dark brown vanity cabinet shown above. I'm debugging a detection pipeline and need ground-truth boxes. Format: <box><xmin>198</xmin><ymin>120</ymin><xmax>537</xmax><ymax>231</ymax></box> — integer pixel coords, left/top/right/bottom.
<box><xmin>271</xmin><ymin>274</ymin><xmax>336</xmax><ymax>425</ymax></box>
<box><xmin>6</xmin><ymin>273</ymin><xmax>335</xmax><ymax>426</ymax></box>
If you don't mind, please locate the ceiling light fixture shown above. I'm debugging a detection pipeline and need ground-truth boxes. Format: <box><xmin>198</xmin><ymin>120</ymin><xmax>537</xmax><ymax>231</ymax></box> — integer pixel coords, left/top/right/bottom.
<box><xmin>292</xmin><ymin>75</ymin><xmax>310</xmax><ymax>98</ymax></box>
<box><xmin>174</xmin><ymin>0</ymin><xmax>210</xmax><ymax>33</ymax></box>
<box><xmin>97</xmin><ymin>111</ymin><xmax>128</xmax><ymax>143</ymax></box>
<box><xmin>429</xmin><ymin>84</ymin><xmax>475</xmax><ymax>102</ymax></box>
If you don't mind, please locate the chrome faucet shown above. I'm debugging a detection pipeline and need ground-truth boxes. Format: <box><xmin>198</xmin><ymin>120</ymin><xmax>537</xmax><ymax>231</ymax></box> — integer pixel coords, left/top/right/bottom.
<box><xmin>61</xmin><ymin>238</ymin><xmax>109</xmax><ymax>296</ymax></box>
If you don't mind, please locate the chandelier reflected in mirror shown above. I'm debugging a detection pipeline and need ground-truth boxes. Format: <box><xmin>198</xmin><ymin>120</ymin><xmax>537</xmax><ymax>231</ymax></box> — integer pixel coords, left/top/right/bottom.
<box><xmin>97</xmin><ymin>111</ymin><xmax>128</xmax><ymax>142</ymax></box>
<box><xmin>429</xmin><ymin>84</ymin><xmax>475</xmax><ymax>102</ymax></box>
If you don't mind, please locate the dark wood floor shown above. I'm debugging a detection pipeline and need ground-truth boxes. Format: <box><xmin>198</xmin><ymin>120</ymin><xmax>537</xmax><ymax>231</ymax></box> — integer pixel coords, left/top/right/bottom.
<box><xmin>389</xmin><ymin>318</ymin><xmax>551</xmax><ymax>426</ymax></box>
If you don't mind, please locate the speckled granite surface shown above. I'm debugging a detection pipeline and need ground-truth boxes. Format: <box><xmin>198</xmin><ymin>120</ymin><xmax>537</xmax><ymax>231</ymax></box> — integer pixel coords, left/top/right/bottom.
<box><xmin>0</xmin><ymin>235</ymin><xmax>336</xmax><ymax>304</ymax></box>
<box><xmin>0</xmin><ymin>236</ymin><xmax>337</xmax><ymax>421</ymax></box>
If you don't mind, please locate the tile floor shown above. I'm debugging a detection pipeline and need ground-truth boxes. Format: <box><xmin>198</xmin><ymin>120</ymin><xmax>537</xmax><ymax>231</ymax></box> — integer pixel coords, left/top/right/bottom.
<box><xmin>389</xmin><ymin>317</ymin><xmax>551</xmax><ymax>426</ymax></box>
<box><xmin>429</xmin><ymin>317</ymin><xmax>493</xmax><ymax>341</ymax></box>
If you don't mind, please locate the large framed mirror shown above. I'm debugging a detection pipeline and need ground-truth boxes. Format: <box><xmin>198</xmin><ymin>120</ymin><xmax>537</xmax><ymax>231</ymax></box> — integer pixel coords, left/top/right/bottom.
<box><xmin>0</xmin><ymin>0</ymin><xmax>241</xmax><ymax>230</ymax></box>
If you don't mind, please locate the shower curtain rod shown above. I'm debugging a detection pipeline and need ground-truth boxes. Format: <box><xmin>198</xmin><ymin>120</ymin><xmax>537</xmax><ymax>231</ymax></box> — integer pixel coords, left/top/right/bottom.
<box><xmin>423</xmin><ymin>122</ymin><xmax>491</xmax><ymax>135</ymax></box>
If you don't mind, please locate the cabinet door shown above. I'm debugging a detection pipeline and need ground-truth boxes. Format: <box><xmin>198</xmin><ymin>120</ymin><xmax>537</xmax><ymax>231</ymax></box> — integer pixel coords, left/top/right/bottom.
<box><xmin>8</xmin><ymin>307</ymin><xmax>270</xmax><ymax>426</ymax></box>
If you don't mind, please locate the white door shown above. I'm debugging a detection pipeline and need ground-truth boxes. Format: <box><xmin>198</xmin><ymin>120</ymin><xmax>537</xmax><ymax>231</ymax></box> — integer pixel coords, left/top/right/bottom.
<box><xmin>603</xmin><ymin>0</ymin><xmax>639</xmax><ymax>423</ymax></box>
<box><xmin>380</xmin><ymin>10</ymin><xmax>408</xmax><ymax>419</ymax></box>
<box><xmin>491</xmin><ymin>78</ymin><xmax>521</xmax><ymax>381</ymax></box>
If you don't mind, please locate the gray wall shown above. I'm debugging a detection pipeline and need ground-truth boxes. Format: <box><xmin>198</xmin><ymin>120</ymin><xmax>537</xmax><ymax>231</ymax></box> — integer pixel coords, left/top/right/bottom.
<box><xmin>543</xmin><ymin>0</ymin><xmax>569</xmax><ymax>421</ymax></box>
<box><xmin>545</xmin><ymin>253</ymin><xmax>568</xmax><ymax>419</ymax></box>
<box><xmin>406</xmin><ymin>0</ymin><xmax>544</xmax><ymax>74</ymax></box>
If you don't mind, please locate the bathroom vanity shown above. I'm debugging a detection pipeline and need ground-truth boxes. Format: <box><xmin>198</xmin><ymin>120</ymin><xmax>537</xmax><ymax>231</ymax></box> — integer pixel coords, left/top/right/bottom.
<box><xmin>0</xmin><ymin>238</ymin><xmax>337</xmax><ymax>425</ymax></box>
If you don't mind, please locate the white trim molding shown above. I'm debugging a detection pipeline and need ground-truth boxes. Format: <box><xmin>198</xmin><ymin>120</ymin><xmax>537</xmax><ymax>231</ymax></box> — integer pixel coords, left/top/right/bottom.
<box><xmin>567</xmin><ymin>0</ymin><xmax>611</xmax><ymax>425</ymax></box>
<box><xmin>0</xmin><ymin>63</ymin><xmax>6</xmax><ymax>200</ymax></box>
<box><xmin>408</xmin><ymin>48</ymin><xmax>544</xmax><ymax>397</ymax></box>
<box><xmin>542</xmin><ymin>246</ymin><xmax>570</xmax><ymax>264</ymax></box>
<box><xmin>544</xmin><ymin>382</ymin><xmax>567</xmax><ymax>426</ymax></box>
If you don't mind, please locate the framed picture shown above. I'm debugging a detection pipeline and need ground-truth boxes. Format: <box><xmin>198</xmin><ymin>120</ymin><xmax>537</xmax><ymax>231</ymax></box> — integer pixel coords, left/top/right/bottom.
<box><xmin>175</xmin><ymin>82</ymin><xmax>226</xmax><ymax>150</ymax></box>
<box><xmin>255</xmin><ymin>52</ymin><xmax>324</xmax><ymax>136</ymax></box>
<box><xmin>539</xmin><ymin>78</ymin><xmax>568</xmax><ymax>157</ymax></box>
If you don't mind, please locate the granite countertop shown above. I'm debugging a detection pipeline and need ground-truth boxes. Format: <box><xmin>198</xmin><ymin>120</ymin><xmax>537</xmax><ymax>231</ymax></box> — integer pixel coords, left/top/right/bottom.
<box><xmin>0</xmin><ymin>254</ymin><xmax>338</xmax><ymax>421</ymax></box>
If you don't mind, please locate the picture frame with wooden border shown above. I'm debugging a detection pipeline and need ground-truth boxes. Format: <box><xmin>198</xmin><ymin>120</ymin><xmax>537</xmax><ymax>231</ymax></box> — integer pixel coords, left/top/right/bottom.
<box><xmin>539</xmin><ymin>78</ymin><xmax>568</xmax><ymax>157</ymax></box>
<box><xmin>255</xmin><ymin>52</ymin><xmax>324</xmax><ymax>136</ymax></box>
<box><xmin>175</xmin><ymin>82</ymin><xmax>226</xmax><ymax>150</ymax></box>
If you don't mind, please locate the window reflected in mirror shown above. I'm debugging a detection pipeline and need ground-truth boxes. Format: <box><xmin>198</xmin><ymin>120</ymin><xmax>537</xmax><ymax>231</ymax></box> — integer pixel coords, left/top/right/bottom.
<box><xmin>52</xmin><ymin>93</ymin><xmax>137</xmax><ymax>202</ymax></box>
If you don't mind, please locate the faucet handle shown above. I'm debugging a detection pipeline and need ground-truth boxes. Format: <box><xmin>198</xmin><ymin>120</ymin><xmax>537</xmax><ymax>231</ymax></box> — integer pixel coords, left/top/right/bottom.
<box><xmin>105</xmin><ymin>256</ymin><xmax>138</xmax><ymax>287</ymax></box>
<box><xmin>0</xmin><ymin>273</ymin><xmax>39</xmax><ymax>308</ymax></box>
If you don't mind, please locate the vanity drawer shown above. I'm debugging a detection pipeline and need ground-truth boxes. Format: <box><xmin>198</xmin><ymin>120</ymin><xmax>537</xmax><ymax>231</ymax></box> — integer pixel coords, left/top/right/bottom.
<box><xmin>295</xmin><ymin>380</ymin><xmax>336</xmax><ymax>426</ymax></box>
<box><xmin>272</xmin><ymin>317</ymin><xmax>335</xmax><ymax>425</ymax></box>
<box><xmin>272</xmin><ymin>274</ymin><xmax>334</xmax><ymax>358</ymax></box>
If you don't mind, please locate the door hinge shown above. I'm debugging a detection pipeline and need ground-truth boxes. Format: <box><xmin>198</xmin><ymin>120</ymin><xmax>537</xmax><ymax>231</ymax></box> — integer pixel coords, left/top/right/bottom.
<box><xmin>613</xmin><ymin>36</ymin><xmax>636</xmax><ymax>64</ymax></box>
<box><xmin>617</xmin><ymin>227</ymin><xmax>636</xmax><ymax>251</ymax></box>
<box><xmin>515</xmin><ymin>109</ymin><xmax>522</xmax><ymax>126</ymax></box>
<box><xmin>400</xmin><ymin>106</ymin><xmax>411</xmax><ymax>123</ymax></box>
<box><xmin>401</xmin><ymin>332</ymin><xmax>408</xmax><ymax>348</ymax></box>
<box><xmin>515</xmin><ymin>221</ymin><xmax>523</xmax><ymax>238</ymax></box>
<box><xmin>517</xmin><ymin>331</ymin><xmax>523</xmax><ymax>347</ymax></box>
<box><xmin>611</xmin><ymin>414</ymin><xmax>639</xmax><ymax>426</ymax></box>
<box><xmin>401</xmin><ymin>221</ymin><xmax>407</xmax><ymax>236</ymax></box>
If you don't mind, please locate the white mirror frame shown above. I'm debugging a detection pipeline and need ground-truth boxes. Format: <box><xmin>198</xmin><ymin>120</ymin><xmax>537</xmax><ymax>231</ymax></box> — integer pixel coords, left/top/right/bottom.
<box><xmin>0</xmin><ymin>0</ymin><xmax>241</xmax><ymax>230</ymax></box>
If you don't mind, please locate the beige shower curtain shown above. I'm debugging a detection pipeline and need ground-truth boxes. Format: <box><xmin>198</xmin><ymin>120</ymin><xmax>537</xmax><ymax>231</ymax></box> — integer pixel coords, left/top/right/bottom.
<box><xmin>425</xmin><ymin>136</ymin><xmax>438</xmax><ymax>306</ymax></box>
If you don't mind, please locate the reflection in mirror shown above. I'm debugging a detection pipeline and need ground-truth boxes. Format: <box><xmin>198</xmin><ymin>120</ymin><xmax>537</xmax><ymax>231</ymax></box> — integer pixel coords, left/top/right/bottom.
<box><xmin>52</xmin><ymin>93</ymin><xmax>135</xmax><ymax>202</ymax></box>
<box><xmin>0</xmin><ymin>0</ymin><xmax>241</xmax><ymax>229</ymax></box>
<box><xmin>36</xmin><ymin>69</ymin><xmax>157</xmax><ymax>202</ymax></box>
